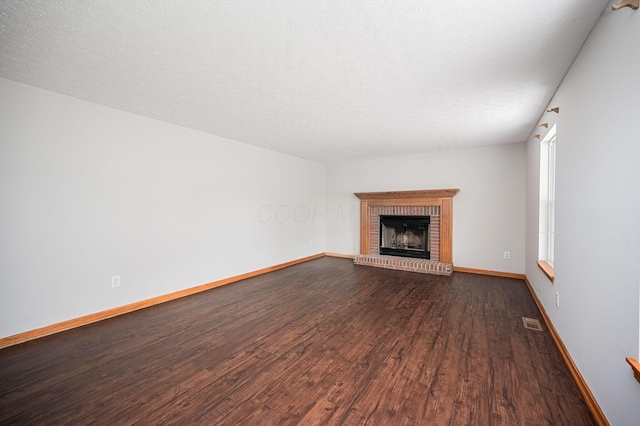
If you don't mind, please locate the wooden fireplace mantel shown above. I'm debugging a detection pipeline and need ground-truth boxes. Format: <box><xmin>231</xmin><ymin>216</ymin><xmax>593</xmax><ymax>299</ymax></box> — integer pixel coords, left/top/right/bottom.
<box><xmin>354</xmin><ymin>189</ymin><xmax>460</xmax><ymax>264</ymax></box>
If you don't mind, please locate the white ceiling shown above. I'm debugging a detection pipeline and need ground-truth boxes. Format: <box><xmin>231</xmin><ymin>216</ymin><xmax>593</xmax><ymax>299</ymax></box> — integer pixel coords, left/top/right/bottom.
<box><xmin>0</xmin><ymin>0</ymin><xmax>609</xmax><ymax>164</ymax></box>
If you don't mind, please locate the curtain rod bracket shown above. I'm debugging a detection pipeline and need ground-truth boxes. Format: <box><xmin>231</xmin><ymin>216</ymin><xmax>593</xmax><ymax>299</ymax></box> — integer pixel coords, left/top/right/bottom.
<box><xmin>612</xmin><ymin>0</ymin><xmax>638</xmax><ymax>11</ymax></box>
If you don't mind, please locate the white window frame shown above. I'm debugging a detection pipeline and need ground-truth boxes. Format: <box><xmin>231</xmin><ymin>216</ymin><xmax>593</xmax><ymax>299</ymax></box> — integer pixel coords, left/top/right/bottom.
<box><xmin>538</xmin><ymin>125</ymin><xmax>557</xmax><ymax>277</ymax></box>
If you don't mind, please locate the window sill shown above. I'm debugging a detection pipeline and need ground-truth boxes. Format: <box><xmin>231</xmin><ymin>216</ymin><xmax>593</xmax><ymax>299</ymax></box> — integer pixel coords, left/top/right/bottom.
<box><xmin>627</xmin><ymin>358</ymin><xmax>640</xmax><ymax>383</ymax></box>
<box><xmin>536</xmin><ymin>260</ymin><xmax>555</xmax><ymax>283</ymax></box>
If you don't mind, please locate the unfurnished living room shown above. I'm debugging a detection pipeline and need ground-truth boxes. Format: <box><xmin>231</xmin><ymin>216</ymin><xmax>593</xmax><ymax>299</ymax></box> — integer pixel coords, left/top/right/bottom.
<box><xmin>0</xmin><ymin>1</ymin><xmax>639</xmax><ymax>425</ymax></box>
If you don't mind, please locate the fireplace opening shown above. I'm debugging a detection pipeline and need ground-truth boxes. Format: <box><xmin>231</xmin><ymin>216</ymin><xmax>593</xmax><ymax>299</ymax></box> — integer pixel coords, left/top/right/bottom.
<box><xmin>379</xmin><ymin>215</ymin><xmax>430</xmax><ymax>259</ymax></box>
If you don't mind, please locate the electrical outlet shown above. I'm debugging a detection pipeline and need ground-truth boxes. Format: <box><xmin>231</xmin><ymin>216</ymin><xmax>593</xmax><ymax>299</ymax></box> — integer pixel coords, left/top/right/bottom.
<box><xmin>504</xmin><ymin>251</ymin><xmax>511</xmax><ymax>260</ymax></box>
<box><xmin>555</xmin><ymin>291</ymin><xmax>560</xmax><ymax>308</ymax></box>
<box><xmin>112</xmin><ymin>276</ymin><xmax>121</xmax><ymax>288</ymax></box>
<box><xmin>310</xmin><ymin>240</ymin><xmax>313</xmax><ymax>246</ymax></box>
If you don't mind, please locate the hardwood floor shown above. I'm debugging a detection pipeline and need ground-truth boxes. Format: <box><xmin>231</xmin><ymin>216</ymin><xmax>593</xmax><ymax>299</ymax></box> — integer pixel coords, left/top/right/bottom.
<box><xmin>0</xmin><ymin>257</ymin><xmax>595</xmax><ymax>425</ymax></box>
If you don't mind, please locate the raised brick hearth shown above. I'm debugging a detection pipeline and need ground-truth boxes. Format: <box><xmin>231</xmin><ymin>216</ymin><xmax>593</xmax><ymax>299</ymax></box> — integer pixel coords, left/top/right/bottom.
<box><xmin>354</xmin><ymin>255</ymin><xmax>453</xmax><ymax>275</ymax></box>
<box><xmin>353</xmin><ymin>189</ymin><xmax>459</xmax><ymax>276</ymax></box>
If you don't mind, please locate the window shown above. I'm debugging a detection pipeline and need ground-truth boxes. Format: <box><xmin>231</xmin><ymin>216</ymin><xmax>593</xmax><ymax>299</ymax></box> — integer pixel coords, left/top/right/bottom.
<box><xmin>546</xmin><ymin>133</ymin><xmax>556</xmax><ymax>266</ymax></box>
<box><xmin>537</xmin><ymin>124</ymin><xmax>556</xmax><ymax>282</ymax></box>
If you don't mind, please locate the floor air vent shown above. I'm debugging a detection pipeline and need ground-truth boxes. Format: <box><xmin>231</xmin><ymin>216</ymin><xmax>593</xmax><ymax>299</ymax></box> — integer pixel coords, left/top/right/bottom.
<box><xmin>522</xmin><ymin>317</ymin><xmax>543</xmax><ymax>331</ymax></box>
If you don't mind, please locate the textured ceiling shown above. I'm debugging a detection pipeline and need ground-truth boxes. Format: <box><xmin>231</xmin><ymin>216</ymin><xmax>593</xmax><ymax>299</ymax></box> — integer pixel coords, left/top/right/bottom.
<box><xmin>0</xmin><ymin>0</ymin><xmax>609</xmax><ymax>164</ymax></box>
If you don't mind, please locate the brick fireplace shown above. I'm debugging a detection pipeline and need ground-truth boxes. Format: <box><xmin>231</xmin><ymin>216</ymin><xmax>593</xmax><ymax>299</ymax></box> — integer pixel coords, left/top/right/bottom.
<box><xmin>353</xmin><ymin>189</ymin><xmax>459</xmax><ymax>276</ymax></box>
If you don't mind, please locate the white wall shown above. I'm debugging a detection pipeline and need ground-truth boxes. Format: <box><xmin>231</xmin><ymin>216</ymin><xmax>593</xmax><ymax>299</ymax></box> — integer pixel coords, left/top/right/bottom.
<box><xmin>326</xmin><ymin>143</ymin><xmax>526</xmax><ymax>273</ymax></box>
<box><xmin>0</xmin><ymin>77</ymin><xmax>326</xmax><ymax>339</ymax></box>
<box><xmin>525</xmin><ymin>8</ymin><xmax>640</xmax><ymax>425</ymax></box>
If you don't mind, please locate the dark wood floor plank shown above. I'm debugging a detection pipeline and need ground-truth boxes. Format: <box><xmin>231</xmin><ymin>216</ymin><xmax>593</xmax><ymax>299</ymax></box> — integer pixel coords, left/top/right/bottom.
<box><xmin>0</xmin><ymin>257</ymin><xmax>596</xmax><ymax>425</ymax></box>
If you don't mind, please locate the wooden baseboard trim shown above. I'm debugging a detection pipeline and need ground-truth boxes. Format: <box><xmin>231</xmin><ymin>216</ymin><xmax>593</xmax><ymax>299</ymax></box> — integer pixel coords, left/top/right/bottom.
<box><xmin>453</xmin><ymin>266</ymin><xmax>525</xmax><ymax>280</ymax></box>
<box><xmin>0</xmin><ymin>253</ymin><xmax>325</xmax><ymax>350</ymax></box>
<box><xmin>324</xmin><ymin>252</ymin><xmax>356</xmax><ymax>259</ymax></box>
<box><xmin>523</xmin><ymin>276</ymin><xmax>609</xmax><ymax>426</ymax></box>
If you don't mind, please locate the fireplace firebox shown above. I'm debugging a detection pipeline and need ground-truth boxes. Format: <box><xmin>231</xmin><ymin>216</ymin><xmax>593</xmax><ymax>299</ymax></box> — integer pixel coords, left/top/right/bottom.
<box><xmin>379</xmin><ymin>215</ymin><xmax>430</xmax><ymax>259</ymax></box>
